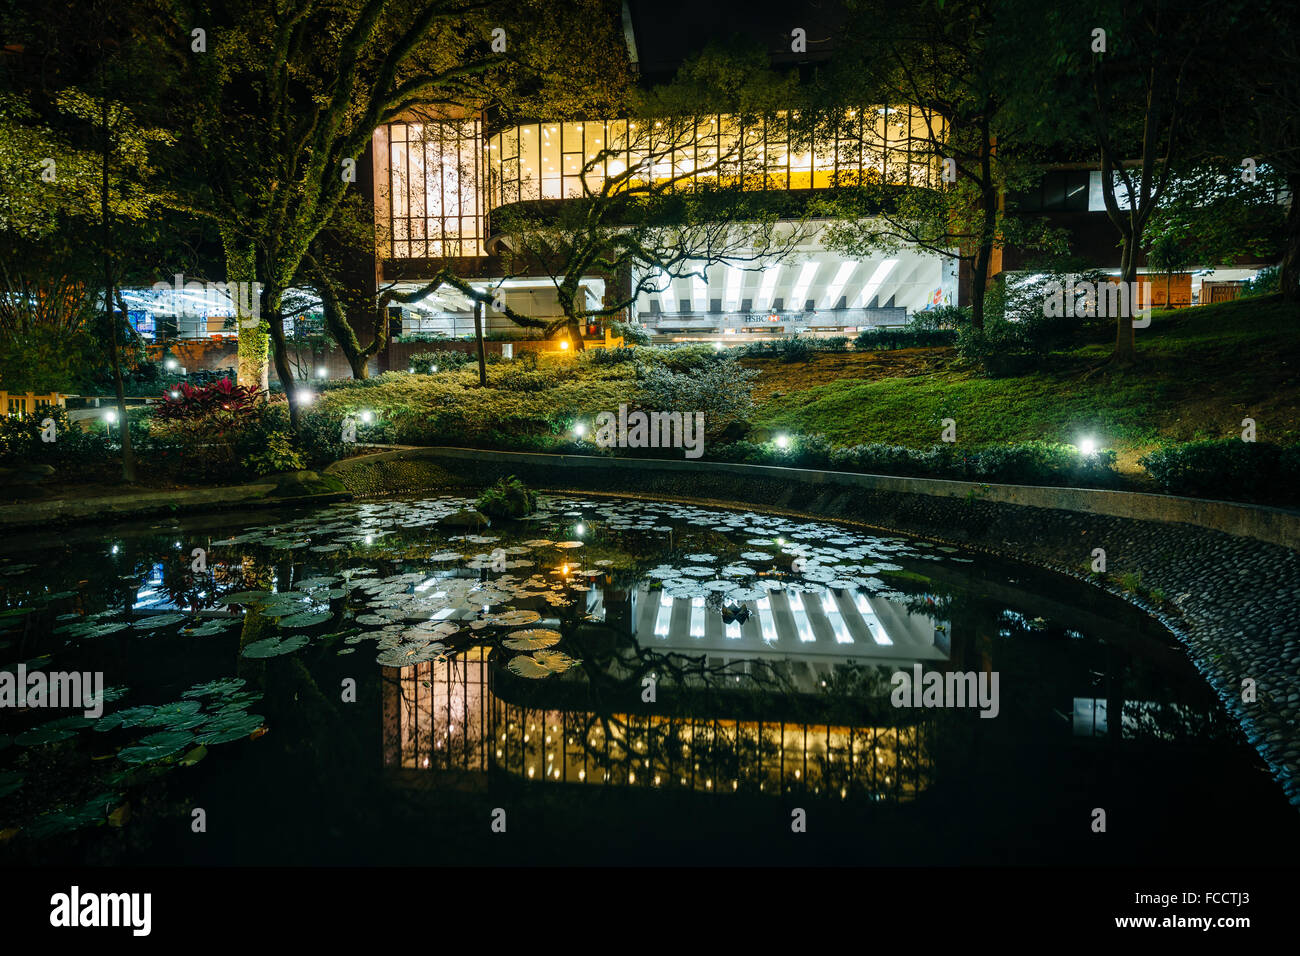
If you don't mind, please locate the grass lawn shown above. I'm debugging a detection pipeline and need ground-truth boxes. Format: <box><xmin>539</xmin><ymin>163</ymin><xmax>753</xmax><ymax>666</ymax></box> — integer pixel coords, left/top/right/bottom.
<box><xmin>746</xmin><ymin>295</ymin><xmax>1300</xmax><ymax>473</ymax></box>
<box><xmin>313</xmin><ymin>294</ymin><xmax>1299</xmax><ymax>477</ymax></box>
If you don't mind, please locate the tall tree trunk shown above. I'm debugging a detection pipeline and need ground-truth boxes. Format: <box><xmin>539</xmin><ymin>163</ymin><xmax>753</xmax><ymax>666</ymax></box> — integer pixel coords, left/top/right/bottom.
<box><xmin>1114</xmin><ymin>240</ymin><xmax>1138</xmax><ymax>365</ymax></box>
<box><xmin>1281</xmin><ymin>169</ymin><xmax>1300</xmax><ymax>302</ymax></box>
<box><xmin>224</xmin><ymin>233</ymin><xmax>268</xmax><ymax>391</ymax></box>
<box><xmin>969</xmin><ymin>247</ymin><xmax>990</xmax><ymax>331</ymax></box>
<box><xmin>263</xmin><ymin>288</ymin><xmax>300</xmax><ymax>433</ymax></box>
<box><xmin>473</xmin><ymin>301</ymin><xmax>488</xmax><ymax>387</ymax></box>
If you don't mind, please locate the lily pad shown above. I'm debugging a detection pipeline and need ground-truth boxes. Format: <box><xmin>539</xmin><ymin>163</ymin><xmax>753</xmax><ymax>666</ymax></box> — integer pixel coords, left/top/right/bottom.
<box><xmin>15</xmin><ymin>724</ymin><xmax>77</xmax><ymax>746</ymax></box>
<box><xmin>242</xmin><ymin>634</ymin><xmax>310</xmax><ymax>659</ymax></box>
<box><xmin>196</xmin><ymin>713</ymin><xmax>264</xmax><ymax>744</ymax></box>
<box><xmin>278</xmin><ymin>611</ymin><xmax>333</xmax><ymax>629</ymax></box>
<box><xmin>118</xmin><ymin>731</ymin><xmax>194</xmax><ymax>763</ymax></box>
<box><xmin>506</xmin><ymin>649</ymin><xmax>581</xmax><ymax>679</ymax></box>
<box><xmin>183</xmin><ymin>678</ymin><xmax>247</xmax><ymax>698</ymax></box>
<box><xmin>502</xmin><ymin>628</ymin><xmax>562</xmax><ymax>650</ymax></box>
<box><xmin>0</xmin><ymin>770</ymin><xmax>22</xmax><ymax>798</ymax></box>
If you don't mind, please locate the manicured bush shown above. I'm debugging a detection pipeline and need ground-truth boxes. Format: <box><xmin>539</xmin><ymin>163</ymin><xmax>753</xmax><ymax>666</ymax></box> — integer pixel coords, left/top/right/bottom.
<box><xmin>583</xmin><ymin>346</ymin><xmax>639</xmax><ymax>365</ymax></box>
<box><xmin>637</xmin><ymin>355</ymin><xmax>757</xmax><ymax>437</ymax></box>
<box><xmin>0</xmin><ymin>408</ymin><xmax>109</xmax><ymax>468</ymax></box>
<box><xmin>741</xmin><ymin>336</ymin><xmax>815</xmax><ymax>362</ymax></box>
<box><xmin>409</xmin><ymin>350</ymin><xmax>474</xmax><ymax>373</ymax></box>
<box><xmin>711</xmin><ymin>439</ymin><xmax>1119</xmax><ymax>487</ymax></box>
<box><xmin>854</xmin><ymin>327</ymin><xmax>957</xmax><ymax>351</ymax></box>
<box><xmin>609</xmin><ymin>320</ymin><xmax>651</xmax><ymax>346</ymax></box>
<box><xmin>1139</xmin><ymin>440</ymin><xmax>1300</xmax><ymax>503</ymax></box>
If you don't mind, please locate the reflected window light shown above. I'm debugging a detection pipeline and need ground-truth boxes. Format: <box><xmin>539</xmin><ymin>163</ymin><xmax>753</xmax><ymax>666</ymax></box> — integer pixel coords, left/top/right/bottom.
<box><xmin>689</xmin><ymin>596</ymin><xmax>705</xmax><ymax>637</ymax></box>
<box><xmin>653</xmin><ymin>592</ymin><xmax>673</xmax><ymax>637</ymax></box>
<box><xmin>755</xmin><ymin>596</ymin><xmax>778</xmax><ymax>643</ymax></box>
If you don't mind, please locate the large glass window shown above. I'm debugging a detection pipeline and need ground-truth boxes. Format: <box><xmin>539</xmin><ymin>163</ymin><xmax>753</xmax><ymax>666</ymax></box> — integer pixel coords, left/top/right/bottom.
<box><xmin>476</xmin><ymin>107</ymin><xmax>945</xmax><ymax>214</ymax></box>
<box><xmin>384</xmin><ymin>118</ymin><xmax>483</xmax><ymax>260</ymax></box>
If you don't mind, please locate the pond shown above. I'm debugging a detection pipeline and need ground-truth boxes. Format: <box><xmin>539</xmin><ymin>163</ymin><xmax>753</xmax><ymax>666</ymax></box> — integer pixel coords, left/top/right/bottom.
<box><xmin>1</xmin><ymin>492</ymin><xmax>1296</xmax><ymax>865</ymax></box>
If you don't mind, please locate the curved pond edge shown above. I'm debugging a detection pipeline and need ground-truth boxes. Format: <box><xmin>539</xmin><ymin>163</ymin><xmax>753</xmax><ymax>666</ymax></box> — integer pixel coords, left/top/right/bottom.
<box><xmin>326</xmin><ymin>446</ymin><xmax>1300</xmax><ymax>810</ymax></box>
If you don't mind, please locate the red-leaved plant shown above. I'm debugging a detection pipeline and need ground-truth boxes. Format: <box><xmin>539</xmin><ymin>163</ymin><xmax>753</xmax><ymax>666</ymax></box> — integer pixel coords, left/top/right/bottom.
<box><xmin>154</xmin><ymin>378</ymin><xmax>259</xmax><ymax>423</ymax></box>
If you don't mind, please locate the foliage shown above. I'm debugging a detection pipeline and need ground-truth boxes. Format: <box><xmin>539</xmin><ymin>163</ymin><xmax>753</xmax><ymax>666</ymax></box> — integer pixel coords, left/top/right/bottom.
<box><xmin>855</xmin><ymin>327</ymin><xmax>956</xmax><ymax>351</ymax></box>
<box><xmin>409</xmin><ymin>350</ymin><xmax>478</xmax><ymax>374</ymax></box>
<box><xmin>1242</xmin><ymin>266</ymin><xmax>1281</xmax><ymax>298</ymax></box>
<box><xmin>583</xmin><ymin>347</ymin><xmax>640</xmax><ymax>365</ymax></box>
<box><xmin>475</xmin><ymin>475</ymin><xmax>537</xmax><ymax>519</ymax></box>
<box><xmin>242</xmin><ymin>432</ymin><xmax>305</xmax><ymax>477</ymax></box>
<box><xmin>1139</xmin><ymin>440</ymin><xmax>1300</xmax><ymax>504</ymax></box>
<box><xmin>738</xmin><ymin>337</ymin><xmax>814</xmax><ymax>362</ymax></box>
<box><xmin>0</xmin><ymin>408</ymin><xmax>107</xmax><ymax>468</ymax></box>
<box><xmin>636</xmin><ymin>355</ymin><xmax>757</xmax><ymax>436</ymax></box>
<box><xmin>153</xmin><ymin>378</ymin><xmax>259</xmax><ymax>423</ymax></box>
<box><xmin>715</xmin><ymin>438</ymin><xmax>1119</xmax><ymax>487</ymax></box>
<box><xmin>609</xmin><ymin>320</ymin><xmax>651</xmax><ymax>346</ymax></box>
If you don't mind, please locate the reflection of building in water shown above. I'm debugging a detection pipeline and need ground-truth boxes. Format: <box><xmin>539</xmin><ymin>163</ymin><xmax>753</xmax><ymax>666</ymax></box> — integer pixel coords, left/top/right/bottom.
<box><xmin>383</xmin><ymin>644</ymin><xmax>932</xmax><ymax>803</ymax></box>
<box><xmin>632</xmin><ymin>585</ymin><xmax>949</xmax><ymax>684</ymax></box>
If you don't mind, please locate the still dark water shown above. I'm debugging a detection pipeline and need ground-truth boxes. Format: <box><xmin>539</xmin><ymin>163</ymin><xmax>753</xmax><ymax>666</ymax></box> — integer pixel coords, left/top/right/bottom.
<box><xmin>0</xmin><ymin>493</ymin><xmax>1295</xmax><ymax>865</ymax></box>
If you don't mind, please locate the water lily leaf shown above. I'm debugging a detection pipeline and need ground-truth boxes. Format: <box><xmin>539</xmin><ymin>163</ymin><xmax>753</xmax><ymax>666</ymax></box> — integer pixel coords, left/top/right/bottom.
<box><xmin>278</xmin><ymin>611</ymin><xmax>333</xmax><ymax>629</ymax></box>
<box><xmin>242</xmin><ymin>634</ymin><xmax>310</xmax><ymax>659</ymax></box>
<box><xmin>376</xmin><ymin>642</ymin><xmax>447</xmax><ymax>667</ymax></box>
<box><xmin>15</xmin><ymin>725</ymin><xmax>76</xmax><ymax>746</ymax></box>
<box><xmin>487</xmin><ymin>609</ymin><xmax>541</xmax><ymax>627</ymax></box>
<box><xmin>502</xmin><ymin>628</ymin><xmax>561</xmax><ymax>650</ymax></box>
<box><xmin>144</xmin><ymin>700</ymin><xmax>202</xmax><ymax>726</ymax></box>
<box><xmin>507</xmin><ymin>649</ymin><xmax>581</xmax><ymax>679</ymax></box>
<box><xmin>506</xmin><ymin>654</ymin><xmax>552</xmax><ymax>678</ymax></box>
<box><xmin>195</xmin><ymin>714</ymin><xmax>264</xmax><ymax>744</ymax></box>
<box><xmin>184</xmin><ymin>678</ymin><xmax>247</xmax><ymax>699</ymax></box>
<box><xmin>131</xmin><ymin>612</ymin><xmax>188</xmax><ymax>630</ymax></box>
<box><xmin>554</xmin><ymin>541</ymin><xmax>584</xmax><ymax>549</ymax></box>
<box><xmin>0</xmin><ymin>770</ymin><xmax>23</xmax><ymax>798</ymax></box>
<box><xmin>178</xmin><ymin>745</ymin><xmax>207</xmax><ymax>766</ymax></box>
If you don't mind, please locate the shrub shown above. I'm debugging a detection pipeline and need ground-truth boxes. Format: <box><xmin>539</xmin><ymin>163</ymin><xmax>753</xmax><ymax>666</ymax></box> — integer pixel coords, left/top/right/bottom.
<box><xmin>410</xmin><ymin>350</ymin><xmax>474</xmax><ymax>374</ymax></box>
<box><xmin>741</xmin><ymin>336</ymin><xmax>815</xmax><ymax>362</ymax></box>
<box><xmin>476</xmin><ymin>475</ymin><xmax>537</xmax><ymax>518</ymax></box>
<box><xmin>1139</xmin><ymin>440</ymin><xmax>1300</xmax><ymax>504</ymax></box>
<box><xmin>1241</xmin><ymin>266</ymin><xmax>1280</xmax><ymax>298</ymax></box>
<box><xmin>636</xmin><ymin>344</ymin><xmax>720</xmax><ymax>373</ymax></box>
<box><xmin>609</xmin><ymin>320</ymin><xmax>651</xmax><ymax>346</ymax></box>
<box><xmin>854</xmin><ymin>327</ymin><xmax>957</xmax><ymax>351</ymax></box>
<box><xmin>637</xmin><ymin>355</ymin><xmax>757</xmax><ymax>436</ymax></box>
<box><xmin>153</xmin><ymin>377</ymin><xmax>259</xmax><ymax>422</ymax></box>
<box><xmin>711</xmin><ymin>439</ymin><xmax>1119</xmax><ymax>487</ymax></box>
<box><xmin>0</xmin><ymin>408</ymin><xmax>109</xmax><ymax>468</ymax></box>
<box><xmin>242</xmin><ymin>432</ymin><xmax>305</xmax><ymax>476</ymax></box>
<box><xmin>584</xmin><ymin>347</ymin><xmax>639</xmax><ymax>365</ymax></box>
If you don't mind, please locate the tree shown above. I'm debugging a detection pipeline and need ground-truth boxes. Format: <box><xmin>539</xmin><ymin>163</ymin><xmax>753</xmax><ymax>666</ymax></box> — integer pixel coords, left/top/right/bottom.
<box><xmin>1</xmin><ymin>0</ymin><xmax>179</xmax><ymax>480</ymax></box>
<box><xmin>816</xmin><ymin>0</ymin><xmax>1060</xmax><ymax>330</ymax></box>
<box><xmin>1228</xmin><ymin>0</ymin><xmax>1300</xmax><ymax>300</ymax></box>
<box><xmin>157</xmin><ymin>0</ymin><xmax>507</xmax><ymax>429</ymax></box>
<box><xmin>490</xmin><ymin>46</ymin><xmax>810</xmax><ymax>347</ymax></box>
<box><xmin>1023</xmin><ymin>0</ymin><xmax>1230</xmax><ymax>364</ymax></box>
